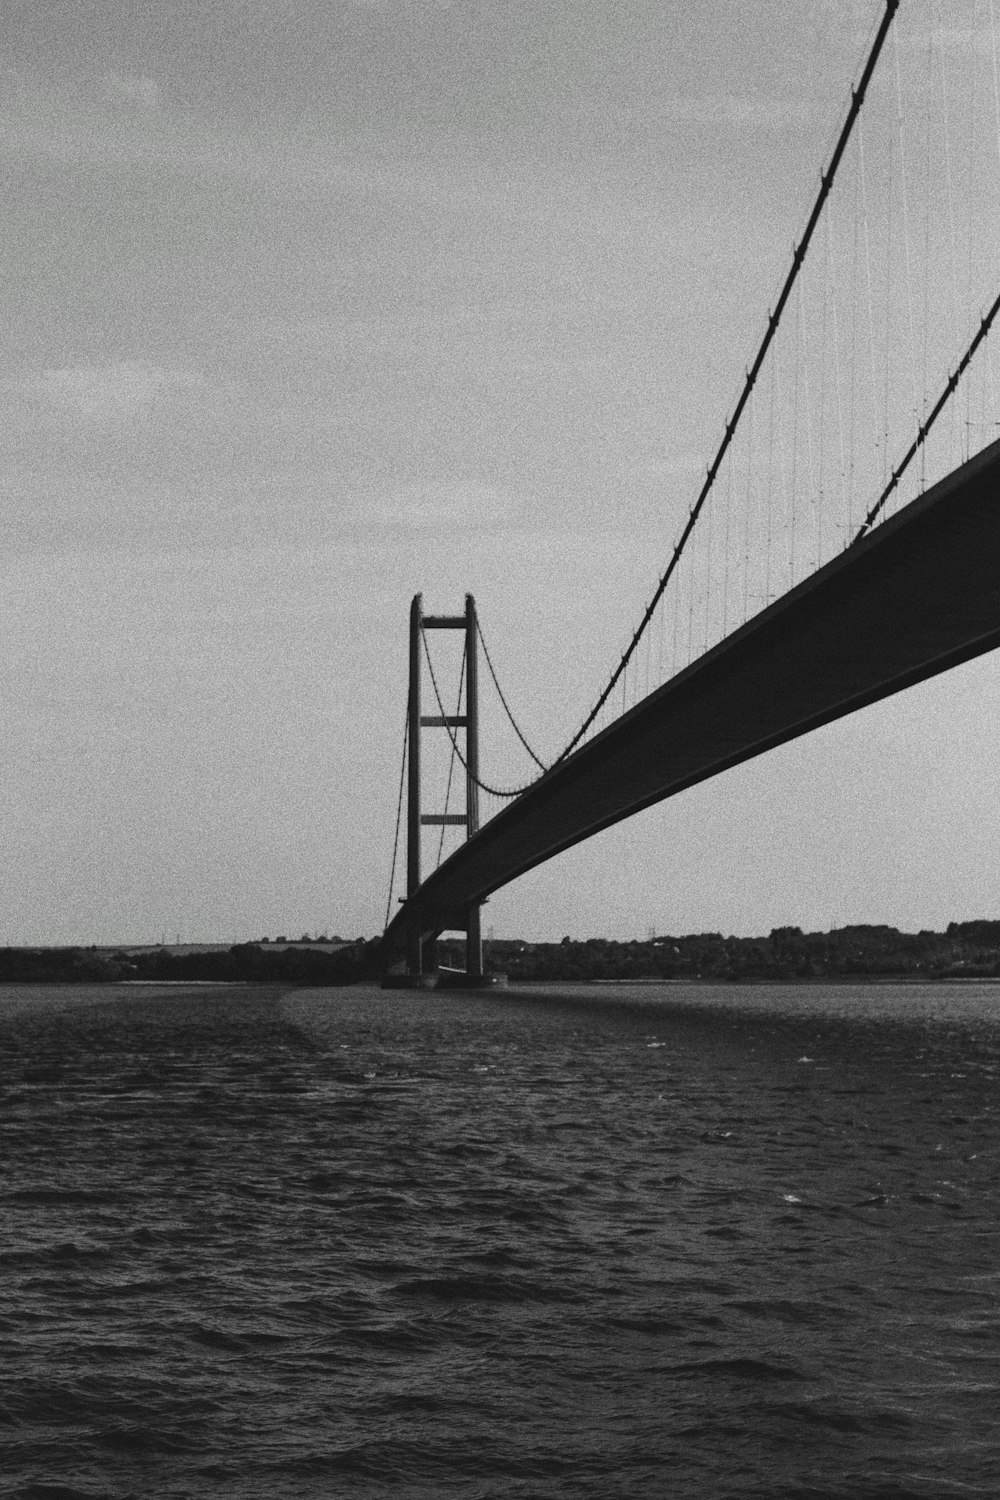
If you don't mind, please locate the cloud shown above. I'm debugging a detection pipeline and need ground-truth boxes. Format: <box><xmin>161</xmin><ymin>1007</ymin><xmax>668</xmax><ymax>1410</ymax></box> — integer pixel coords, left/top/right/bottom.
<box><xmin>657</xmin><ymin>93</ymin><xmax>817</xmax><ymax>131</ymax></box>
<box><xmin>31</xmin><ymin>361</ymin><xmax>207</xmax><ymax>424</ymax></box>
<box><xmin>103</xmin><ymin>73</ymin><xmax>161</xmax><ymax>111</ymax></box>
<box><xmin>358</xmin><ymin>482</ymin><xmax>513</xmax><ymax>531</ymax></box>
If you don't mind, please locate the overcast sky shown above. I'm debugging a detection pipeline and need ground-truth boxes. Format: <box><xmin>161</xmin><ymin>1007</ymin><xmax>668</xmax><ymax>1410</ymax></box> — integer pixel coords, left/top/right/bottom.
<box><xmin>2</xmin><ymin>0</ymin><xmax>999</xmax><ymax>946</ymax></box>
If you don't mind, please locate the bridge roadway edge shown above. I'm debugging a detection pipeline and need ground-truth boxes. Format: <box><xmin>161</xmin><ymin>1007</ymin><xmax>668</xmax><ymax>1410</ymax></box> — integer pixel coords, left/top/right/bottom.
<box><xmin>383</xmin><ymin>437</ymin><xmax>1000</xmax><ymax>961</ymax></box>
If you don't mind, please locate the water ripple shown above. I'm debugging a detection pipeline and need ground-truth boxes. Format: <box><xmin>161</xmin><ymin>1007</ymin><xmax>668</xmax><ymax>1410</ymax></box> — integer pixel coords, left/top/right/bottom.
<box><xmin>1</xmin><ymin>980</ymin><xmax>998</xmax><ymax>1496</ymax></box>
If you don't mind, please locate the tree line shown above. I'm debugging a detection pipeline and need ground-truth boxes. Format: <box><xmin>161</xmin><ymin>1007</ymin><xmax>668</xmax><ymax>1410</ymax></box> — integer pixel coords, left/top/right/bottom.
<box><xmin>4</xmin><ymin>920</ymin><xmax>1000</xmax><ymax>985</ymax></box>
<box><xmin>0</xmin><ymin>940</ymin><xmax>383</xmax><ymax>985</ymax></box>
<box><xmin>463</xmin><ymin>921</ymin><xmax>1000</xmax><ymax>982</ymax></box>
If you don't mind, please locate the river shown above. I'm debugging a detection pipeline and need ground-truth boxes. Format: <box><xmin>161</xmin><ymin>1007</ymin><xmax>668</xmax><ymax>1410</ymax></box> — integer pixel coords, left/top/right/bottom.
<box><xmin>1</xmin><ymin>980</ymin><xmax>997</xmax><ymax>1497</ymax></box>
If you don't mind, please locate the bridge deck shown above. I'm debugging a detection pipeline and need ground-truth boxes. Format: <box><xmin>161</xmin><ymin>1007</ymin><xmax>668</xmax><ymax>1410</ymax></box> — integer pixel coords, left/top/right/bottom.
<box><xmin>384</xmin><ymin>438</ymin><xmax>1000</xmax><ymax>959</ymax></box>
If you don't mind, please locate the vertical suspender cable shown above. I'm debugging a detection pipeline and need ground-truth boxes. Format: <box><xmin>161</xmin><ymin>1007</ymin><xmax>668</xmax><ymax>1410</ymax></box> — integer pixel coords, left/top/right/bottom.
<box><xmin>893</xmin><ymin>24</ymin><xmax>919</xmax><ymax>454</ymax></box>
<box><xmin>799</xmin><ymin>275</ymin><xmax>818</xmax><ymax>573</ymax></box>
<box><xmin>848</xmin><ymin>130</ymin><xmax>862</xmax><ymax>532</ymax></box>
<box><xmin>965</xmin><ymin>0</ymin><xmax>979</xmax><ymax>460</ymax></box>
<box><xmin>858</xmin><ymin>118</ymin><xmax>881</xmax><ymax>488</ymax></box>
<box><xmin>435</xmin><ymin>644</ymin><xmax>467</xmax><ymax>867</ymax></box>
<box><xmin>384</xmin><ymin>707</ymin><xmax>410</xmax><ymax>930</ymax></box>
<box><xmin>790</xmin><ymin>280</ymin><xmax>801</xmax><ymax>584</ymax></box>
<box><xmin>920</xmin><ymin>22</ymin><xmax>934</xmax><ymax>489</ymax></box>
<box><xmin>853</xmin><ymin>285</ymin><xmax>1000</xmax><ymax>541</ymax></box>
<box><xmin>817</xmin><ymin>212</ymin><xmax>829</xmax><ymax>570</ymax></box>
<box><xmin>882</xmin><ymin>80</ymin><xmax>895</xmax><ymax>497</ymax></box>
<box><xmin>934</xmin><ymin>0</ymin><xmax>963</xmax><ymax>462</ymax></box>
<box><xmin>554</xmin><ymin>0</ymin><xmax>901</xmax><ymax>766</ymax></box>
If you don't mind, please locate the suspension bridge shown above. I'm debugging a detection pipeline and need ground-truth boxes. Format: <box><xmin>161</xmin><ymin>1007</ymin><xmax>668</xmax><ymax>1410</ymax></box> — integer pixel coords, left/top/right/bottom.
<box><xmin>382</xmin><ymin>0</ymin><xmax>1000</xmax><ymax>982</ymax></box>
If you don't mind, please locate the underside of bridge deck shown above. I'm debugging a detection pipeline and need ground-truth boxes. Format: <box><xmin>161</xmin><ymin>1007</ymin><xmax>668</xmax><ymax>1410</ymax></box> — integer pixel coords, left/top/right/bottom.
<box><xmin>383</xmin><ymin>437</ymin><xmax>1000</xmax><ymax>965</ymax></box>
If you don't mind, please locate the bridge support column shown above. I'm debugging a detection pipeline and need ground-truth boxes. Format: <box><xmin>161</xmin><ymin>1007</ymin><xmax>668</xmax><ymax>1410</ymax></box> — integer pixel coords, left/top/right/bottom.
<box><xmin>405</xmin><ymin>593</ymin><xmax>424</xmax><ymax>979</ymax></box>
<box><xmin>396</xmin><ymin>591</ymin><xmax>486</xmax><ymax>986</ymax></box>
<box><xmin>463</xmin><ymin>594</ymin><xmax>483</xmax><ymax>980</ymax></box>
<box><xmin>466</xmin><ymin>903</ymin><xmax>483</xmax><ymax>980</ymax></box>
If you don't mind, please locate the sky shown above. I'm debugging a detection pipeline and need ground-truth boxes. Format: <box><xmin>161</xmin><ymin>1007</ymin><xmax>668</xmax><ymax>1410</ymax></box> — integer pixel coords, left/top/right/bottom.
<box><xmin>2</xmin><ymin>0</ymin><xmax>1000</xmax><ymax>946</ymax></box>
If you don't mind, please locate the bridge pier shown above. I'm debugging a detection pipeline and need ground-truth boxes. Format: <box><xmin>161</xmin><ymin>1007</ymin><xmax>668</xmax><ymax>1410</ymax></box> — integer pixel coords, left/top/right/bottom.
<box><xmin>386</xmin><ymin>592</ymin><xmax>487</xmax><ymax>988</ymax></box>
<box><xmin>466</xmin><ymin>902</ymin><xmax>482</xmax><ymax>980</ymax></box>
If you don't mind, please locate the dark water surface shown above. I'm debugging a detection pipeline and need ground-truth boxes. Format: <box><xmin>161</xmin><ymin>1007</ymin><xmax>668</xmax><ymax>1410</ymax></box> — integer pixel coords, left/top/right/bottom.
<box><xmin>1</xmin><ymin>980</ymin><xmax>998</xmax><ymax>1497</ymax></box>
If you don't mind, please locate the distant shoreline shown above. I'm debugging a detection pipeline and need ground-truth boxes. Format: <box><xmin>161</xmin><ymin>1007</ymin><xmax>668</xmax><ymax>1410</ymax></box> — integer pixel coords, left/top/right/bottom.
<box><xmin>4</xmin><ymin>922</ymin><xmax>1000</xmax><ymax>987</ymax></box>
<box><xmin>578</xmin><ymin>973</ymin><xmax>1000</xmax><ymax>986</ymax></box>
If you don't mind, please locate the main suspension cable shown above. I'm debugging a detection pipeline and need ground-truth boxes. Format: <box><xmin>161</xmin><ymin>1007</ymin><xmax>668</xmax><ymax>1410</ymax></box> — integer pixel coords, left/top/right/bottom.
<box><xmin>853</xmin><ymin>285</ymin><xmax>1000</xmax><ymax>542</ymax></box>
<box><xmin>383</xmin><ymin>701</ymin><xmax>409</xmax><ymax>929</ymax></box>
<box><xmin>476</xmin><ymin>618</ymin><xmax>549</xmax><ymax>772</ymax></box>
<box><xmin>436</xmin><ymin>641</ymin><xmax>467</xmax><ymax>866</ymax></box>
<box><xmin>551</xmin><ymin>0</ymin><xmax>901</xmax><ymax>768</ymax></box>
<box><xmin>422</xmin><ymin>629</ymin><xmax>538</xmax><ymax>800</ymax></box>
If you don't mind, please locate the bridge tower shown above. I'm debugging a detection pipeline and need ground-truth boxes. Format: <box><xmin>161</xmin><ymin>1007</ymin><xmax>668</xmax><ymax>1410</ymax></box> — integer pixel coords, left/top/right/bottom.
<box><xmin>404</xmin><ymin>592</ymin><xmax>483</xmax><ymax>984</ymax></box>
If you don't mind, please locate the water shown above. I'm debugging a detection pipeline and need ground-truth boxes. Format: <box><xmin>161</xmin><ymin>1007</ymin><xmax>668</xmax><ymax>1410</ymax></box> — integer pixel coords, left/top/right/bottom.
<box><xmin>1</xmin><ymin>980</ymin><xmax>998</xmax><ymax>1498</ymax></box>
